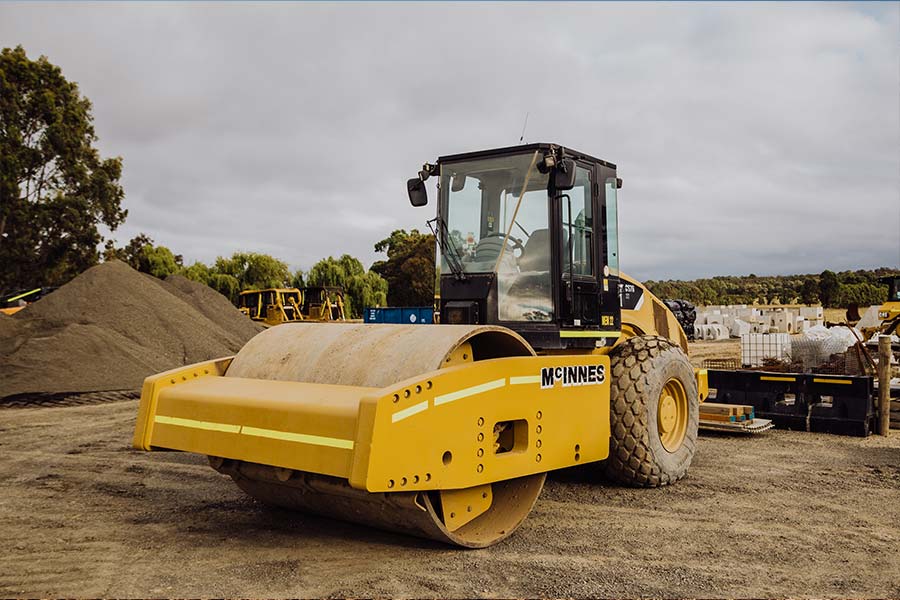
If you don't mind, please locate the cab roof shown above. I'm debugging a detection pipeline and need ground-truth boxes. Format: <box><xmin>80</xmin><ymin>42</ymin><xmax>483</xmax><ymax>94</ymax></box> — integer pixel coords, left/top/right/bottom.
<box><xmin>437</xmin><ymin>143</ymin><xmax>616</xmax><ymax>170</ymax></box>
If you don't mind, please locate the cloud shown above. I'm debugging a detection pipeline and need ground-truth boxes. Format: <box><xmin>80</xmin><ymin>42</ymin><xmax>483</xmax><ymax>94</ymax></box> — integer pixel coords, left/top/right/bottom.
<box><xmin>1</xmin><ymin>2</ymin><xmax>897</xmax><ymax>281</ymax></box>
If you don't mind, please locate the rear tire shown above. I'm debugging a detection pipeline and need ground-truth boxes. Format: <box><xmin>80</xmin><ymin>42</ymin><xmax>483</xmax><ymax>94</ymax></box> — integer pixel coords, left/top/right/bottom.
<box><xmin>604</xmin><ymin>335</ymin><xmax>699</xmax><ymax>487</ymax></box>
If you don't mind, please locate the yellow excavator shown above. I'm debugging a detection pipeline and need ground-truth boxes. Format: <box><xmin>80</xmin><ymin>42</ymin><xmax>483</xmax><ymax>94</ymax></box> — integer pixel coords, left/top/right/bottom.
<box><xmin>133</xmin><ymin>143</ymin><xmax>705</xmax><ymax>547</ymax></box>
<box><xmin>238</xmin><ymin>287</ymin><xmax>346</xmax><ymax>326</ymax></box>
<box><xmin>874</xmin><ymin>275</ymin><xmax>900</xmax><ymax>337</ymax></box>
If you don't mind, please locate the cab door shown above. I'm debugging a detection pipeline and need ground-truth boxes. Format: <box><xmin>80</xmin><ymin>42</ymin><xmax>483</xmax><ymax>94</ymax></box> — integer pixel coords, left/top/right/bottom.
<box><xmin>557</xmin><ymin>163</ymin><xmax>601</xmax><ymax>330</ymax></box>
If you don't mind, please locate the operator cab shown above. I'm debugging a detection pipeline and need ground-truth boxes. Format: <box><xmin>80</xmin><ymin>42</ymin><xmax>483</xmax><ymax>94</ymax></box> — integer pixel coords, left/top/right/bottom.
<box><xmin>409</xmin><ymin>143</ymin><xmax>622</xmax><ymax>351</ymax></box>
<box><xmin>880</xmin><ymin>276</ymin><xmax>900</xmax><ymax>303</ymax></box>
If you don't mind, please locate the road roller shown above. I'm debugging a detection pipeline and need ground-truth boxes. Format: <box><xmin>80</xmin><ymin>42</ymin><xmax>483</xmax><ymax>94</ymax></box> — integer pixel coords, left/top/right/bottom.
<box><xmin>133</xmin><ymin>143</ymin><xmax>706</xmax><ymax>547</ymax></box>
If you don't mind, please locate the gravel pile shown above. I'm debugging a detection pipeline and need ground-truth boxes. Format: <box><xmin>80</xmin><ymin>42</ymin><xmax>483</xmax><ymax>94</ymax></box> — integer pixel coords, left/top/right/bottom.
<box><xmin>0</xmin><ymin>260</ymin><xmax>262</xmax><ymax>399</ymax></box>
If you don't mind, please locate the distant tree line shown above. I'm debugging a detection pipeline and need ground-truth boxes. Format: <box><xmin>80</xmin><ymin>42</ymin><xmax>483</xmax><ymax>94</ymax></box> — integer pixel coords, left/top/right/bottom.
<box><xmin>645</xmin><ymin>268</ymin><xmax>898</xmax><ymax>308</ymax></box>
<box><xmin>101</xmin><ymin>229</ymin><xmax>436</xmax><ymax>318</ymax></box>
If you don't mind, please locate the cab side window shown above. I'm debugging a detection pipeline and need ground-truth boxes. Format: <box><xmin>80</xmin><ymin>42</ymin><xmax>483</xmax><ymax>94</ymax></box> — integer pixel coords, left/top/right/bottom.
<box><xmin>561</xmin><ymin>166</ymin><xmax>593</xmax><ymax>277</ymax></box>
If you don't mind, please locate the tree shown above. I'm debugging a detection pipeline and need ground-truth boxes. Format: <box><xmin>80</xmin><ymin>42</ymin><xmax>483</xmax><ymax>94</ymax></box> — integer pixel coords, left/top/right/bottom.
<box><xmin>371</xmin><ymin>229</ymin><xmax>436</xmax><ymax>307</ymax></box>
<box><xmin>138</xmin><ymin>244</ymin><xmax>181</xmax><ymax>278</ymax></box>
<box><xmin>102</xmin><ymin>233</ymin><xmax>152</xmax><ymax>268</ymax></box>
<box><xmin>839</xmin><ymin>282</ymin><xmax>886</xmax><ymax>307</ymax></box>
<box><xmin>103</xmin><ymin>233</ymin><xmax>182</xmax><ymax>279</ymax></box>
<box><xmin>208</xmin><ymin>273</ymin><xmax>240</xmax><ymax>303</ymax></box>
<box><xmin>0</xmin><ymin>46</ymin><xmax>126</xmax><ymax>292</ymax></box>
<box><xmin>345</xmin><ymin>271</ymin><xmax>388</xmax><ymax>318</ymax></box>
<box><xmin>178</xmin><ymin>261</ymin><xmax>211</xmax><ymax>285</ymax></box>
<box><xmin>308</xmin><ymin>254</ymin><xmax>362</xmax><ymax>288</ymax></box>
<box><xmin>306</xmin><ymin>254</ymin><xmax>387</xmax><ymax>318</ymax></box>
<box><xmin>212</xmin><ymin>252</ymin><xmax>290</xmax><ymax>291</ymax></box>
<box><xmin>799</xmin><ymin>278</ymin><xmax>819</xmax><ymax>305</ymax></box>
<box><xmin>290</xmin><ymin>269</ymin><xmax>305</xmax><ymax>289</ymax></box>
<box><xmin>818</xmin><ymin>270</ymin><xmax>841</xmax><ymax>308</ymax></box>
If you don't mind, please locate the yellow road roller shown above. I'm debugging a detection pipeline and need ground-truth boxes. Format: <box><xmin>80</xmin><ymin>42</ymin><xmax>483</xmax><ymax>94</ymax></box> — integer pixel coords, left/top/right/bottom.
<box><xmin>133</xmin><ymin>143</ymin><xmax>705</xmax><ymax>547</ymax></box>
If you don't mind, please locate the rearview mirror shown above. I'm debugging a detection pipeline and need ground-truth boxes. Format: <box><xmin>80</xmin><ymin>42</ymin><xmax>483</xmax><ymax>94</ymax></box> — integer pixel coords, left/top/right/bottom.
<box><xmin>553</xmin><ymin>158</ymin><xmax>576</xmax><ymax>191</ymax></box>
<box><xmin>407</xmin><ymin>178</ymin><xmax>428</xmax><ymax>207</ymax></box>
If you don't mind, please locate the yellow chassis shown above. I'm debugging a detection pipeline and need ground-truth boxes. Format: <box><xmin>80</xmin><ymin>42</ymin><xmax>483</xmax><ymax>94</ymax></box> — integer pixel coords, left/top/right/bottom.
<box><xmin>134</xmin><ymin>354</ymin><xmax>613</xmax><ymax>493</ymax></box>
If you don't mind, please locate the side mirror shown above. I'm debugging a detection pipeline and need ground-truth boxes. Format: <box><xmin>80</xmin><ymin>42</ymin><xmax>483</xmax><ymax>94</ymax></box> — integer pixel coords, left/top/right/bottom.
<box><xmin>407</xmin><ymin>178</ymin><xmax>428</xmax><ymax>207</ymax></box>
<box><xmin>553</xmin><ymin>158</ymin><xmax>577</xmax><ymax>191</ymax></box>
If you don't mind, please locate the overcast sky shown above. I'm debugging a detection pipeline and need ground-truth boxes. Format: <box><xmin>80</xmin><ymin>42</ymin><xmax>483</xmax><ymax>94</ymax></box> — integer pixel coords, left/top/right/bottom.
<box><xmin>2</xmin><ymin>2</ymin><xmax>898</xmax><ymax>281</ymax></box>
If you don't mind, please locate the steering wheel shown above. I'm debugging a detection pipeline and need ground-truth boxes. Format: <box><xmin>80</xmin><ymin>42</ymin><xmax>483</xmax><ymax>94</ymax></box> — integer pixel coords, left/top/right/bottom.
<box><xmin>474</xmin><ymin>233</ymin><xmax>524</xmax><ymax>263</ymax></box>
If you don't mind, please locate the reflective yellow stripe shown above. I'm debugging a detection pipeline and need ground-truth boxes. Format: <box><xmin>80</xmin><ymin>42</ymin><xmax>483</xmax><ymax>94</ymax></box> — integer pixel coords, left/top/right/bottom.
<box><xmin>560</xmin><ymin>330</ymin><xmax>621</xmax><ymax>338</ymax></box>
<box><xmin>510</xmin><ymin>375</ymin><xmax>541</xmax><ymax>385</ymax></box>
<box><xmin>760</xmin><ymin>376</ymin><xmax>795</xmax><ymax>382</ymax></box>
<box><xmin>434</xmin><ymin>378</ymin><xmax>505</xmax><ymax>406</ymax></box>
<box><xmin>392</xmin><ymin>400</ymin><xmax>428</xmax><ymax>423</ymax></box>
<box><xmin>813</xmin><ymin>377</ymin><xmax>852</xmax><ymax>385</ymax></box>
<box><xmin>155</xmin><ymin>414</ymin><xmax>240</xmax><ymax>433</ymax></box>
<box><xmin>154</xmin><ymin>415</ymin><xmax>353</xmax><ymax>449</ymax></box>
<box><xmin>241</xmin><ymin>425</ymin><xmax>354</xmax><ymax>449</ymax></box>
<box><xmin>6</xmin><ymin>287</ymin><xmax>41</xmax><ymax>303</ymax></box>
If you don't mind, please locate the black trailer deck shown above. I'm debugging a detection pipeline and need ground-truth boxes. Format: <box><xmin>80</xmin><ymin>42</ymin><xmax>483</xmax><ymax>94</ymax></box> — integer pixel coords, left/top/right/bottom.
<box><xmin>706</xmin><ymin>369</ymin><xmax>876</xmax><ymax>436</ymax></box>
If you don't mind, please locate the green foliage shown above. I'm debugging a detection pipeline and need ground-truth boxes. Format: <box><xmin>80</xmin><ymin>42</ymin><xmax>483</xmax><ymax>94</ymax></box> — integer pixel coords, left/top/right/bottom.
<box><xmin>0</xmin><ymin>46</ymin><xmax>126</xmax><ymax>293</ymax></box>
<box><xmin>306</xmin><ymin>254</ymin><xmax>387</xmax><ymax>318</ymax></box>
<box><xmin>371</xmin><ymin>229</ymin><xmax>436</xmax><ymax>307</ymax></box>
<box><xmin>103</xmin><ymin>233</ymin><xmax>152</xmax><ymax>269</ymax></box>
<box><xmin>346</xmin><ymin>271</ymin><xmax>389</xmax><ymax>318</ymax></box>
<box><xmin>839</xmin><ymin>282</ymin><xmax>886</xmax><ymax>307</ymax></box>
<box><xmin>139</xmin><ymin>245</ymin><xmax>180</xmax><ymax>278</ymax></box>
<box><xmin>178</xmin><ymin>261</ymin><xmax>211</xmax><ymax>285</ymax></box>
<box><xmin>208</xmin><ymin>273</ymin><xmax>241</xmax><ymax>302</ymax></box>
<box><xmin>212</xmin><ymin>252</ymin><xmax>290</xmax><ymax>292</ymax></box>
<box><xmin>290</xmin><ymin>269</ymin><xmax>305</xmax><ymax>289</ymax></box>
<box><xmin>799</xmin><ymin>278</ymin><xmax>819</xmax><ymax>305</ymax></box>
<box><xmin>103</xmin><ymin>233</ymin><xmax>182</xmax><ymax>279</ymax></box>
<box><xmin>644</xmin><ymin>268</ymin><xmax>898</xmax><ymax>307</ymax></box>
<box><xmin>308</xmin><ymin>254</ymin><xmax>362</xmax><ymax>287</ymax></box>
<box><xmin>818</xmin><ymin>270</ymin><xmax>840</xmax><ymax>307</ymax></box>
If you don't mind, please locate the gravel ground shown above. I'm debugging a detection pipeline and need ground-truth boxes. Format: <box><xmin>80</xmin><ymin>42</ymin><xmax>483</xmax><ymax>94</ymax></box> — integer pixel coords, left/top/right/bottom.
<box><xmin>1</xmin><ymin>398</ymin><xmax>898</xmax><ymax>598</ymax></box>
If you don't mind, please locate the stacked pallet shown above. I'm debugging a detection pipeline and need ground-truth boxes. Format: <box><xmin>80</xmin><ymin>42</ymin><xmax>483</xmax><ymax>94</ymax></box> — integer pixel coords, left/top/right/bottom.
<box><xmin>891</xmin><ymin>400</ymin><xmax>900</xmax><ymax>430</ymax></box>
<box><xmin>700</xmin><ymin>402</ymin><xmax>755</xmax><ymax>423</ymax></box>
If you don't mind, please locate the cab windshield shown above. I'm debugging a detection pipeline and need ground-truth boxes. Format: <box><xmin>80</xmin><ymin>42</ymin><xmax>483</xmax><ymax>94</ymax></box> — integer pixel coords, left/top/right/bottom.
<box><xmin>439</xmin><ymin>152</ymin><xmax>553</xmax><ymax>321</ymax></box>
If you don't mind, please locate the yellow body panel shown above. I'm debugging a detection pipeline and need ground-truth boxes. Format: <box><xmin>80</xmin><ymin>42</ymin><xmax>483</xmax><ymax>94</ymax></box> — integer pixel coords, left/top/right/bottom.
<box><xmin>696</xmin><ymin>369</ymin><xmax>709</xmax><ymax>403</ymax></box>
<box><xmin>134</xmin><ymin>354</ymin><xmax>610</xmax><ymax>492</ymax></box>
<box><xmin>132</xmin><ymin>357</ymin><xmax>232</xmax><ymax>451</ymax></box>
<box><xmin>618</xmin><ymin>272</ymin><xmax>689</xmax><ymax>353</ymax></box>
<box><xmin>878</xmin><ymin>300</ymin><xmax>900</xmax><ymax>324</ymax></box>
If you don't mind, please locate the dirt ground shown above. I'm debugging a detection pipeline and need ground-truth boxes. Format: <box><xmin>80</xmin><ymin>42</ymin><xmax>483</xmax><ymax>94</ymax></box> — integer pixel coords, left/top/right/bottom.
<box><xmin>1</xmin><ymin>397</ymin><xmax>898</xmax><ymax>598</ymax></box>
<box><xmin>688</xmin><ymin>338</ymin><xmax>741</xmax><ymax>368</ymax></box>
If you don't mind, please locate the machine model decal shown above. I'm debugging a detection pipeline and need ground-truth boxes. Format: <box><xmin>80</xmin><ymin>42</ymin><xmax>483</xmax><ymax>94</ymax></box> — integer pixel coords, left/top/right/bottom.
<box><xmin>619</xmin><ymin>282</ymin><xmax>644</xmax><ymax>311</ymax></box>
<box><xmin>541</xmin><ymin>365</ymin><xmax>606</xmax><ymax>389</ymax></box>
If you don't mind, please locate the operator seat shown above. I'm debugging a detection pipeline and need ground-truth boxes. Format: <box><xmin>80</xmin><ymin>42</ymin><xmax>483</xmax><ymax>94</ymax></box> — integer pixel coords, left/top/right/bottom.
<box><xmin>518</xmin><ymin>228</ymin><xmax>564</xmax><ymax>273</ymax></box>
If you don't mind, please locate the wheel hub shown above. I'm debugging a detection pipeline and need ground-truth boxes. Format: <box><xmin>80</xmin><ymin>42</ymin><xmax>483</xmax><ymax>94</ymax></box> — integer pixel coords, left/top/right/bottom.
<box><xmin>659</xmin><ymin>395</ymin><xmax>677</xmax><ymax>433</ymax></box>
<box><xmin>657</xmin><ymin>378</ymin><xmax>688</xmax><ymax>453</ymax></box>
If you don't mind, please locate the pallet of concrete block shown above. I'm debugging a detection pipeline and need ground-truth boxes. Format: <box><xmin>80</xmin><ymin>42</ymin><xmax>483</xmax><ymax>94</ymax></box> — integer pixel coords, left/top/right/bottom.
<box><xmin>699</xmin><ymin>402</ymin><xmax>774</xmax><ymax>433</ymax></box>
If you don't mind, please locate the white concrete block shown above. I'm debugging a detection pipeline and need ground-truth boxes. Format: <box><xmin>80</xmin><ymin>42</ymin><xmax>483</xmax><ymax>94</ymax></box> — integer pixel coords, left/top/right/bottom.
<box><xmin>800</xmin><ymin>306</ymin><xmax>824</xmax><ymax>320</ymax></box>
<box><xmin>730</xmin><ymin>318</ymin><xmax>751</xmax><ymax>337</ymax></box>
